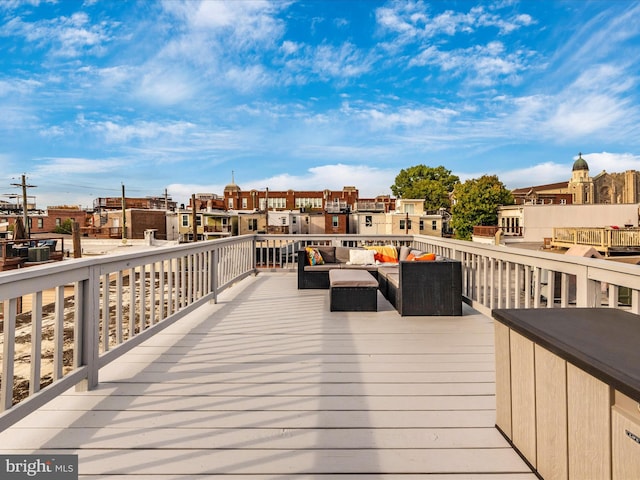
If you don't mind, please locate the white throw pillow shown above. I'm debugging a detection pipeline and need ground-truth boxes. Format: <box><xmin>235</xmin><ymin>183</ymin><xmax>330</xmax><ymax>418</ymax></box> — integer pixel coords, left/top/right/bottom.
<box><xmin>348</xmin><ymin>249</ymin><xmax>376</xmax><ymax>265</ymax></box>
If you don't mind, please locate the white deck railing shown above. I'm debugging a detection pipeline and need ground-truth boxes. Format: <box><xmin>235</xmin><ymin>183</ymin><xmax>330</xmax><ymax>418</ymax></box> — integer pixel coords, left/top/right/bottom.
<box><xmin>1</xmin><ymin>233</ymin><xmax>639</xmax><ymax>431</ymax></box>
<box><xmin>552</xmin><ymin>226</ymin><xmax>640</xmax><ymax>255</ymax></box>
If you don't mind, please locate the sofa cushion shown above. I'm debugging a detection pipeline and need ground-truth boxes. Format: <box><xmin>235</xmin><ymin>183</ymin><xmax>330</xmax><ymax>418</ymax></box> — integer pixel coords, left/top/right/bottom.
<box><xmin>305</xmin><ymin>247</ymin><xmax>325</xmax><ymax>265</ymax></box>
<box><xmin>385</xmin><ymin>272</ymin><xmax>400</xmax><ymax>288</ymax></box>
<box><xmin>335</xmin><ymin>246</ymin><xmax>352</xmax><ymax>263</ymax></box>
<box><xmin>415</xmin><ymin>252</ymin><xmax>436</xmax><ymax>261</ymax></box>
<box><xmin>399</xmin><ymin>245</ymin><xmax>411</xmax><ymax>261</ymax></box>
<box><xmin>342</xmin><ymin>263</ymin><xmax>379</xmax><ymax>272</ymax></box>
<box><xmin>365</xmin><ymin>245</ymin><xmax>399</xmax><ymax>263</ymax></box>
<box><xmin>347</xmin><ymin>249</ymin><xmax>376</xmax><ymax>265</ymax></box>
<box><xmin>304</xmin><ymin>264</ymin><xmax>337</xmax><ymax>272</ymax></box>
<box><xmin>329</xmin><ymin>269</ymin><xmax>378</xmax><ymax>287</ymax></box>
<box><xmin>316</xmin><ymin>246</ymin><xmax>336</xmax><ymax>263</ymax></box>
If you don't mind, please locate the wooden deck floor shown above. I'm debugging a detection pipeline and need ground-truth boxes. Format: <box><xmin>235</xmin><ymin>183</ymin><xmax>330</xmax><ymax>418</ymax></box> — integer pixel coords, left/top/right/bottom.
<box><xmin>1</xmin><ymin>272</ymin><xmax>535</xmax><ymax>479</ymax></box>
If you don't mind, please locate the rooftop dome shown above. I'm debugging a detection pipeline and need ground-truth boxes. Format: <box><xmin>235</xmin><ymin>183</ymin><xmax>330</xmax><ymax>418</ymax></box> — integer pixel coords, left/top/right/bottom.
<box><xmin>572</xmin><ymin>152</ymin><xmax>589</xmax><ymax>171</ymax></box>
<box><xmin>224</xmin><ymin>171</ymin><xmax>241</xmax><ymax>192</ymax></box>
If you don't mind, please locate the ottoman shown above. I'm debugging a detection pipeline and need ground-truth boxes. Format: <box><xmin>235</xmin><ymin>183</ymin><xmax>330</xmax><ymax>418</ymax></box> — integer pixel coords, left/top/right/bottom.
<box><xmin>329</xmin><ymin>269</ymin><xmax>378</xmax><ymax>312</ymax></box>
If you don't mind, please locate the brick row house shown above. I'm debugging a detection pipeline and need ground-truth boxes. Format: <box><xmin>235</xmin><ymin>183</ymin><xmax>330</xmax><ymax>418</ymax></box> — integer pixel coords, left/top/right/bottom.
<box><xmin>1</xmin><ymin>183</ymin><xmax>454</xmax><ymax>243</ymax></box>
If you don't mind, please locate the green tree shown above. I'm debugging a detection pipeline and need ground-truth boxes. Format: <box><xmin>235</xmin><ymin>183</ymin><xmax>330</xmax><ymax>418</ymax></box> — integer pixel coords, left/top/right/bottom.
<box><xmin>53</xmin><ymin>218</ymin><xmax>74</xmax><ymax>234</ymax></box>
<box><xmin>390</xmin><ymin>165</ymin><xmax>460</xmax><ymax>210</ymax></box>
<box><xmin>450</xmin><ymin>175</ymin><xmax>514</xmax><ymax>240</ymax></box>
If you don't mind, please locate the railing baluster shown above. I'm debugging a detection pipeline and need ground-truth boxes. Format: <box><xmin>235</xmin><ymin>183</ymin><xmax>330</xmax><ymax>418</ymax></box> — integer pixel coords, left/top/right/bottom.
<box><xmin>116</xmin><ymin>270</ymin><xmax>123</xmax><ymax>343</ymax></box>
<box><xmin>139</xmin><ymin>264</ymin><xmax>146</xmax><ymax>330</ymax></box>
<box><xmin>29</xmin><ymin>292</ymin><xmax>43</xmax><ymax>395</ymax></box>
<box><xmin>150</xmin><ymin>262</ymin><xmax>157</xmax><ymax>325</ymax></box>
<box><xmin>101</xmin><ymin>274</ymin><xmax>109</xmax><ymax>352</ymax></box>
<box><xmin>1</xmin><ymin>299</ymin><xmax>17</xmax><ymax>411</ymax></box>
<box><xmin>159</xmin><ymin>260</ymin><xmax>166</xmax><ymax>320</ymax></box>
<box><xmin>546</xmin><ymin>270</ymin><xmax>555</xmax><ymax>308</ymax></box>
<box><xmin>129</xmin><ymin>267</ymin><xmax>136</xmax><ymax>338</ymax></box>
<box><xmin>53</xmin><ymin>285</ymin><xmax>65</xmax><ymax>380</ymax></box>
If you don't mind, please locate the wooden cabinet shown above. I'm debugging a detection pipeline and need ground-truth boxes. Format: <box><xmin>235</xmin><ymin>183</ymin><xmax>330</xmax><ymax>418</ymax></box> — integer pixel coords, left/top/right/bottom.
<box><xmin>535</xmin><ymin>345</ymin><xmax>567</xmax><ymax>480</ymax></box>
<box><xmin>612</xmin><ymin>391</ymin><xmax>640</xmax><ymax>479</ymax></box>
<box><xmin>492</xmin><ymin>308</ymin><xmax>640</xmax><ymax>480</ymax></box>
<box><xmin>567</xmin><ymin>363</ymin><xmax>611</xmax><ymax>479</ymax></box>
<box><xmin>510</xmin><ymin>331</ymin><xmax>536</xmax><ymax>467</ymax></box>
<box><xmin>494</xmin><ymin>321</ymin><xmax>511</xmax><ymax>438</ymax></box>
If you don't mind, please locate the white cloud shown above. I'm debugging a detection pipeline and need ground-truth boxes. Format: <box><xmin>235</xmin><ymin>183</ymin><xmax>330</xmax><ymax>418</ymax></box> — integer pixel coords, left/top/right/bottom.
<box><xmin>582</xmin><ymin>151</ymin><xmax>640</xmax><ymax>174</ymax></box>
<box><xmin>162</xmin><ymin>0</ymin><xmax>286</xmax><ymax>50</ymax></box>
<box><xmin>91</xmin><ymin>119</ymin><xmax>196</xmax><ymax>144</ymax></box>
<box><xmin>376</xmin><ymin>1</ymin><xmax>536</xmax><ymax>42</ymax></box>
<box><xmin>31</xmin><ymin>157</ymin><xmax>127</xmax><ymax>176</ymax></box>
<box><xmin>365</xmin><ymin>105</ymin><xmax>458</xmax><ymax>129</ymax></box>
<box><xmin>487</xmin><ymin>152</ymin><xmax>640</xmax><ymax>190</ymax></box>
<box><xmin>542</xmin><ymin>64</ymin><xmax>638</xmax><ymax>140</ymax></box>
<box><xmin>409</xmin><ymin>41</ymin><xmax>531</xmax><ymax>86</ymax></box>
<box><xmin>1</xmin><ymin>11</ymin><xmax>117</xmax><ymax>58</ymax></box>
<box><xmin>498</xmin><ymin>162</ymin><xmax>569</xmax><ymax>188</ymax></box>
<box><xmin>0</xmin><ymin>78</ymin><xmax>43</xmax><ymax>96</ymax></box>
<box><xmin>136</xmin><ymin>68</ymin><xmax>197</xmax><ymax>105</ymax></box>
<box><xmin>312</xmin><ymin>42</ymin><xmax>375</xmax><ymax>79</ymax></box>
<box><xmin>168</xmin><ymin>163</ymin><xmax>397</xmax><ymax>204</ymax></box>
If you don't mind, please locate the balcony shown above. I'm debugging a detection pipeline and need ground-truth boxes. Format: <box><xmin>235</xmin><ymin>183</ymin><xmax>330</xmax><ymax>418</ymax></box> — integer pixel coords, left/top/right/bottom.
<box><xmin>1</xmin><ymin>234</ymin><xmax>638</xmax><ymax>477</ymax></box>
<box><xmin>552</xmin><ymin>226</ymin><xmax>640</xmax><ymax>255</ymax></box>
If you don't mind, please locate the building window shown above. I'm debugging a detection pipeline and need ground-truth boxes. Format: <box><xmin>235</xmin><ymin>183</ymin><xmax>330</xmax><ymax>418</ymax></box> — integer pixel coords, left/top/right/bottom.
<box><xmin>332</xmin><ymin>216</ymin><xmax>339</xmax><ymax>228</ymax></box>
<box><xmin>295</xmin><ymin>198</ymin><xmax>322</xmax><ymax>209</ymax></box>
<box><xmin>399</xmin><ymin>219</ymin><xmax>412</xmax><ymax>230</ymax></box>
<box><xmin>248</xmin><ymin>218</ymin><xmax>258</xmax><ymax>231</ymax></box>
<box><xmin>560</xmin><ymin>199</ymin><xmax>567</xmax><ymax>205</ymax></box>
<box><xmin>228</xmin><ymin>198</ymin><xmax>234</xmax><ymax>209</ymax></box>
<box><xmin>55</xmin><ymin>218</ymin><xmax>61</xmax><ymax>227</ymax></box>
<box><xmin>432</xmin><ymin>220</ymin><xmax>437</xmax><ymax>230</ymax></box>
<box><xmin>282</xmin><ymin>217</ymin><xmax>286</xmax><ymax>225</ymax></box>
<box><xmin>365</xmin><ymin>216</ymin><xmax>372</xmax><ymax>227</ymax></box>
<box><xmin>242</xmin><ymin>198</ymin><xmax>247</xmax><ymax>209</ymax></box>
<box><xmin>419</xmin><ymin>220</ymin><xmax>424</xmax><ymax>230</ymax></box>
<box><xmin>38</xmin><ymin>218</ymin><xmax>44</xmax><ymax>228</ymax></box>
<box><xmin>267</xmin><ymin>197</ymin><xmax>286</xmax><ymax>209</ymax></box>
<box><xmin>196</xmin><ymin>215</ymin><xmax>202</xmax><ymax>226</ymax></box>
<box><xmin>181</xmin><ymin>215</ymin><xmax>189</xmax><ymax>227</ymax></box>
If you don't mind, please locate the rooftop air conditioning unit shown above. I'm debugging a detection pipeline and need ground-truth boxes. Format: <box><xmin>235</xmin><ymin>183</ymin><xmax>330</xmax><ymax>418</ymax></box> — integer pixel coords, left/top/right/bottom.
<box><xmin>28</xmin><ymin>246</ymin><xmax>50</xmax><ymax>262</ymax></box>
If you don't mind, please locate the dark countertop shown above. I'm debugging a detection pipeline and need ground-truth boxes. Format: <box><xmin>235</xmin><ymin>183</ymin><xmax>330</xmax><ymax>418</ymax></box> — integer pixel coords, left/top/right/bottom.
<box><xmin>492</xmin><ymin>308</ymin><xmax>640</xmax><ymax>404</ymax></box>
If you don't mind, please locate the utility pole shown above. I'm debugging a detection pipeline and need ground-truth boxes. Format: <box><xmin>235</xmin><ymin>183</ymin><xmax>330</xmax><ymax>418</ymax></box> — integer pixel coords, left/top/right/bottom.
<box><xmin>121</xmin><ymin>184</ymin><xmax>127</xmax><ymax>244</ymax></box>
<box><xmin>10</xmin><ymin>174</ymin><xmax>36</xmax><ymax>238</ymax></box>
<box><xmin>191</xmin><ymin>193</ymin><xmax>198</xmax><ymax>242</ymax></box>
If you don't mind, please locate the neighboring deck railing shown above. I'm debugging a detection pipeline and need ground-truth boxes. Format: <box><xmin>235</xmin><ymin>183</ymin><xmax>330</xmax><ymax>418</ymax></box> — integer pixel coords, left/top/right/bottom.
<box><xmin>552</xmin><ymin>226</ymin><xmax>640</xmax><ymax>255</ymax></box>
<box><xmin>1</xmin><ymin>233</ymin><xmax>639</xmax><ymax>432</ymax></box>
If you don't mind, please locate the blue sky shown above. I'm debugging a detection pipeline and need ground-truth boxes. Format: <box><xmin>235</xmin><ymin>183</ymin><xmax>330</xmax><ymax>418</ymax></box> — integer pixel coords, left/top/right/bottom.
<box><xmin>2</xmin><ymin>0</ymin><xmax>640</xmax><ymax>209</ymax></box>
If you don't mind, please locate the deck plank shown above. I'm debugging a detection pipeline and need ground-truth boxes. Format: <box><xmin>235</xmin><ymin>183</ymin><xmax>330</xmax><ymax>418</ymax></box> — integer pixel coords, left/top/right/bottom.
<box><xmin>0</xmin><ymin>272</ymin><xmax>534</xmax><ymax>478</ymax></box>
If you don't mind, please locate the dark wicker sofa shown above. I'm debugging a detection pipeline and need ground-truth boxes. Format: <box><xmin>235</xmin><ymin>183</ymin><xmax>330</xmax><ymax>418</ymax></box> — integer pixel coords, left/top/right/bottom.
<box><xmin>297</xmin><ymin>245</ymin><xmax>462</xmax><ymax>316</ymax></box>
<box><xmin>297</xmin><ymin>246</ymin><xmax>379</xmax><ymax>289</ymax></box>
<box><xmin>378</xmin><ymin>260</ymin><xmax>462</xmax><ymax>316</ymax></box>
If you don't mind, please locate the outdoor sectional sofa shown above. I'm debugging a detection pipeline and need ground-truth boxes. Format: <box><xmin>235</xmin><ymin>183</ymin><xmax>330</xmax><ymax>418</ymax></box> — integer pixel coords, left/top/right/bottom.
<box><xmin>297</xmin><ymin>245</ymin><xmax>462</xmax><ymax>316</ymax></box>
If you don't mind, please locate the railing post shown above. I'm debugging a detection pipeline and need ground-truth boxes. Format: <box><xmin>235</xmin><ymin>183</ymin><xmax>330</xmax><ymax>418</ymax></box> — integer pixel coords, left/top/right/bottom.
<box><xmin>77</xmin><ymin>265</ymin><xmax>100</xmax><ymax>391</ymax></box>
<box><xmin>211</xmin><ymin>248</ymin><xmax>219</xmax><ymax>304</ymax></box>
<box><xmin>575</xmin><ymin>266</ymin><xmax>599</xmax><ymax>308</ymax></box>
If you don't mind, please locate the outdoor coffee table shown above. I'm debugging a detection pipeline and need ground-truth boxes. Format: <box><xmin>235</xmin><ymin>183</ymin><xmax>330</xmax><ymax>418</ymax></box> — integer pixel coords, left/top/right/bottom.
<box><xmin>328</xmin><ymin>269</ymin><xmax>378</xmax><ymax>312</ymax></box>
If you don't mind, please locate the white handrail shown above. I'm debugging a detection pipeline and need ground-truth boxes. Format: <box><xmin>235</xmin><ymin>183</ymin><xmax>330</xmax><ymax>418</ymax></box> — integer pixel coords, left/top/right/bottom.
<box><xmin>1</xmin><ymin>233</ymin><xmax>638</xmax><ymax>432</ymax></box>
